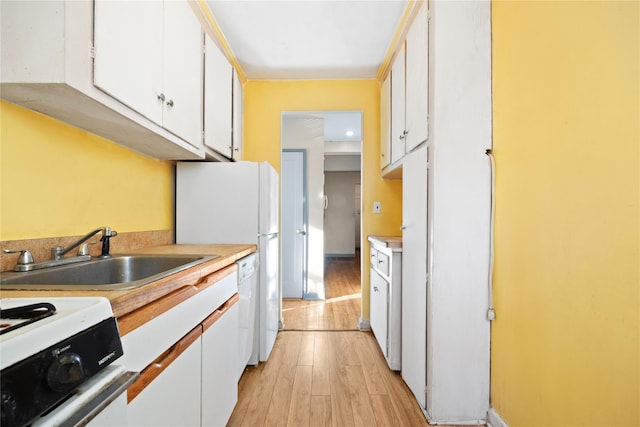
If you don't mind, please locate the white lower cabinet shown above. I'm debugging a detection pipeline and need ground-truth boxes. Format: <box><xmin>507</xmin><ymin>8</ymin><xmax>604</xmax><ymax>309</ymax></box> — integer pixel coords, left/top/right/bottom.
<box><xmin>368</xmin><ymin>237</ymin><xmax>402</xmax><ymax>371</ymax></box>
<box><xmin>202</xmin><ymin>297</ymin><xmax>240</xmax><ymax>427</ymax></box>
<box><xmin>122</xmin><ymin>270</ymin><xmax>239</xmax><ymax>426</ymax></box>
<box><xmin>128</xmin><ymin>328</ymin><xmax>202</xmax><ymax>427</ymax></box>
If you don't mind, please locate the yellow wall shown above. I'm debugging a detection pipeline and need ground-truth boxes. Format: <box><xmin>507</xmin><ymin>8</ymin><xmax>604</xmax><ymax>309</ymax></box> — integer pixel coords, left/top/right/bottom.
<box><xmin>0</xmin><ymin>101</ymin><xmax>174</xmax><ymax>240</ymax></box>
<box><xmin>491</xmin><ymin>1</ymin><xmax>639</xmax><ymax>425</ymax></box>
<box><xmin>243</xmin><ymin>80</ymin><xmax>403</xmax><ymax>321</ymax></box>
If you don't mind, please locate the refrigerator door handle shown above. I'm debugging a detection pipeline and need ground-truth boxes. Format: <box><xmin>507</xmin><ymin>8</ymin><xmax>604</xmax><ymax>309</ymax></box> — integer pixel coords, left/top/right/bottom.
<box><xmin>257</xmin><ymin>232</ymin><xmax>279</xmax><ymax>238</ymax></box>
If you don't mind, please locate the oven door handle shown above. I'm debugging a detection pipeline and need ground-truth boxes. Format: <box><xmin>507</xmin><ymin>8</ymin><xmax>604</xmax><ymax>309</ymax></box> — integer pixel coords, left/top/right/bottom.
<box><xmin>60</xmin><ymin>370</ymin><xmax>139</xmax><ymax>427</ymax></box>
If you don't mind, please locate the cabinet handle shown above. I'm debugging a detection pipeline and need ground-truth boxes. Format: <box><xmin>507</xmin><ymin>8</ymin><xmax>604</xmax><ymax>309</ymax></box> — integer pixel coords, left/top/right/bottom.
<box><xmin>373</xmin><ymin>286</ymin><xmax>378</xmax><ymax>292</ymax></box>
<box><xmin>157</xmin><ymin>93</ymin><xmax>165</xmax><ymax>102</ymax></box>
<box><xmin>234</xmin><ymin>147</ymin><xmax>239</xmax><ymax>152</ymax></box>
<box><xmin>127</xmin><ymin>325</ymin><xmax>201</xmax><ymax>403</ymax></box>
<box><xmin>166</xmin><ymin>99</ymin><xmax>174</xmax><ymax>107</ymax></box>
<box><xmin>378</xmin><ymin>259</ymin><xmax>384</xmax><ymax>264</ymax></box>
<box><xmin>400</xmin><ymin>225</ymin><xmax>407</xmax><ymax>230</ymax></box>
<box><xmin>399</xmin><ymin>134</ymin><xmax>405</xmax><ymax>140</ymax></box>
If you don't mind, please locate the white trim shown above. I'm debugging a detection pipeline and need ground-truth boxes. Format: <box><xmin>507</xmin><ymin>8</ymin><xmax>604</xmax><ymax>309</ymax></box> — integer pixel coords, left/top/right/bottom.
<box><xmin>487</xmin><ymin>408</ymin><xmax>509</xmax><ymax>427</ymax></box>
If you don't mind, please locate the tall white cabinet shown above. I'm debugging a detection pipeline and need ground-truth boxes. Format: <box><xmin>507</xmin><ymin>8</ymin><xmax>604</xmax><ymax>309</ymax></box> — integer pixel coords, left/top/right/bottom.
<box><xmin>401</xmin><ymin>144</ymin><xmax>429</xmax><ymax>408</ymax></box>
<box><xmin>384</xmin><ymin>0</ymin><xmax>492</xmax><ymax>424</ymax></box>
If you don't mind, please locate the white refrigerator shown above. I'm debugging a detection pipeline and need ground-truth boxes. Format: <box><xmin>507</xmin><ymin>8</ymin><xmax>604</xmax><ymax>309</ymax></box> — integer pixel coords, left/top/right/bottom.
<box><xmin>176</xmin><ymin>161</ymin><xmax>279</xmax><ymax>363</ymax></box>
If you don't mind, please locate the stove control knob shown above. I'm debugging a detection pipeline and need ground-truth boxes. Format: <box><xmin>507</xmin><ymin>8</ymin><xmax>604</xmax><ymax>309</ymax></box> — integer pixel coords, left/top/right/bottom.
<box><xmin>1</xmin><ymin>392</ymin><xmax>17</xmax><ymax>427</ymax></box>
<box><xmin>46</xmin><ymin>353</ymin><xmax>86</xmax><ymax>393</ymax></box>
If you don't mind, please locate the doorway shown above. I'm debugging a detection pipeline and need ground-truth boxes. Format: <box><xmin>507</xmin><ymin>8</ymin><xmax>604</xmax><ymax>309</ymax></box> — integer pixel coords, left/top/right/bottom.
<box><xmin>280</xmin><ymin>111</ymin><xmax>362</xmax><ymax>331</ymax></box>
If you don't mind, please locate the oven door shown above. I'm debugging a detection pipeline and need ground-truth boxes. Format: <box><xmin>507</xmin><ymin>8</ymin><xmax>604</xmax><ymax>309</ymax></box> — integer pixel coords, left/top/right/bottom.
<box><xmin>31</xmin><ymin>365</ymin><xmax>138</xmax><ymax>427</ymax></box>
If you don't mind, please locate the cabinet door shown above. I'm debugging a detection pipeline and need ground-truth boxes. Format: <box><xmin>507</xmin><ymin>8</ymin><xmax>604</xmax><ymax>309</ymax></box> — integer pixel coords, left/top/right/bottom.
<box><xmin>380</xmin><ymin>73</ymin><xmax>391</xmax><ymax>169</ymax></box>
<box><xmin>202</xmin><ymin>301</ymin><xmax>239</xmax><ymax>427</ymax></box>
<box><xmin>162</xmin><ymin>0</ymin><xmax>203</xmax><ymax>149</ymax></box>
<box><xmin>370</xmin><ymin>267</ymin><xmax>388</xmax><ymax>357</ymax></box>
<box><xmin>405</xmin><ymin>1</ymin><xmax>429</xmax><ymax>152</ymax></box>
<box><xmin>401</xmin><ymin>144</ymin><xmax>428</xmax><ymax>408</ymax></box>
<box><xmin>93</xmin><ymin>0</ymin><xmax>163</xmax><ymax>125</ymax></box>
<box><xmin>128</xmin><ymin>334</ymin><xmax>202</xmax><ymax>426</ymax></box>
<box><xmin>232</xmin><ymin>69</ymin><xmax>243</xmax><ymax>160</ymax></box>
<box><xmin>204</xmin><ymin>32</ymin><xmax>233</xmax><ymax>158</ymax></box>
<box><xmin>390</xmin><ymin>42</ymin><xmax>406</xmax><ymax>164</ymax></box>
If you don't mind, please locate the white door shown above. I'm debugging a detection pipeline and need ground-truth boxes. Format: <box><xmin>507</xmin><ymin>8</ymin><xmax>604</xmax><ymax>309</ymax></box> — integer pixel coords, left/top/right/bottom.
<box><xmin>391</xmin><ymin>42</ymin><xmax>406</xmax><ymax>163</ymax></box>
<box><xmin>204</xmin><ymin>31</ymin><xmax>233</xmax><ymax>157</ymax></box>
<box><xmin>162</xmin><ymin>0</ymin><xmax>203</xmax><ymax>148</ymax></box>
<box><xmin>281</xmin><ymin>151</ymin><xmax>306</xmax><ymax>298</ymax></box>
<box><xmin>402</xmin><ymin>144</ymin><xmax>428</xmax><ymax>409</ymax></box>
<box><xmin>93</xmin><ymin>1</ymin><xmax>163</xmax><ymax>124</ymax></box>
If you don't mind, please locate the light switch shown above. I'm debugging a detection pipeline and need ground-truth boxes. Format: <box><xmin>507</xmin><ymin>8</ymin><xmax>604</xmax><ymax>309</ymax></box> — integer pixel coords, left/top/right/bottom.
<box><xmin>373</xmin><ymin>201</ymin><xmax>381</xmax><ymax>214</ymax></box>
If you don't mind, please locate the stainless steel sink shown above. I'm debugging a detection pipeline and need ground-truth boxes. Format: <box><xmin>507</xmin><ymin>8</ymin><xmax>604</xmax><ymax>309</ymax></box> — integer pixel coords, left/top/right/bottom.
<box><xmin>0</xmin><ymin>254</ymin><xmax>218</xmax><ymax>291</ymax></box>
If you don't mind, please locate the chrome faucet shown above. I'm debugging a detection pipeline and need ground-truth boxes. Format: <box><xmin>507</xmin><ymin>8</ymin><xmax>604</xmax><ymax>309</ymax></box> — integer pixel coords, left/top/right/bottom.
<box><xmin>51</xmin><ymin>227</ymin><xmax>118</xmax><ymax>260</ymax></box>
<box><xmin>3</xmin><ymin>227</ymin><xmax>118</xmax><ymax>272</ymax></box>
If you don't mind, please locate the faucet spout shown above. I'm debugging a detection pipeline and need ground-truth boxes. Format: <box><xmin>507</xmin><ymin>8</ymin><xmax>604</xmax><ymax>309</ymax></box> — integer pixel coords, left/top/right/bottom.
<box><xmin>52</xmin><ymin>227</ymin><xmax>118</xmax><ymax>260</ymax></box>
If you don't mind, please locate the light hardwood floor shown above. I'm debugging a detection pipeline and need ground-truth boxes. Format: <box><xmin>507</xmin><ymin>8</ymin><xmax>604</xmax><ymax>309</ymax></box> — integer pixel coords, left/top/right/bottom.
<box><xmin>230</xmin><ymin>253</ymin><xmax>481</xmax><ymax>427</ymax></box>
<box><xmin>282</xmin><ymin>254</ymin><xmax>361</xmax><ymax>331</ymax></box>
<box><xmin>229</xmin><ymin>330</ymin><xmax>433</xmax><ymax>426</ymax></box>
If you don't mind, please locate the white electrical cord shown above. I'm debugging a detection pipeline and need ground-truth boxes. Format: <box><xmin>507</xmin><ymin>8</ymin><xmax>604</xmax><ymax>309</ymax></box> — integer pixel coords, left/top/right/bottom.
<box><xmin>486</xmin><ymin>149</ymin><xmax>496</xmax><ymax>321</ymax></box>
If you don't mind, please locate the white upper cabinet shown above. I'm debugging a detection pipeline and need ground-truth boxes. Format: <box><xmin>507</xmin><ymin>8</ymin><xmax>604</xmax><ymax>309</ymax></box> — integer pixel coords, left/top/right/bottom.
<box><xmin>405</xmin><ymin>1</ymin><xmax>429</xmax><ymax>152</ymax></box>
<box><xmin>94</xmin><ymin>0</ymin><xmax>203</xmax><ymax>150</ymax></box>
<box><xmin>161</xmin><ymin>1</ymin><xmax>204</xmax><ymax>148</ymax></box>
<box><xmin>1</xmin><ymin>0</ymin><xmax>204</xmax><ymax>159</ymax></box>
<box><xmin>390</xmin><ymin>42</ymin><xmax>406</xmax><ymax>165</ymax></box>
<box><xmin>232</xmin><ymin>69</ymin><xmax>244</xmax><ymax>161</ymax></box>
<box><xmin>204</xmin><ymin>32</ymin><xmax>233</xmax><ymax>159</ymax></box>
<box><xmin>93</xmin><ymin>1</ymin><xmax>163</xmax><ymax>126</ymax></box>
<box><xmin>380</xmin><ymin>73</ymin><xmax>391</xmax><ymax>169</ymax></box>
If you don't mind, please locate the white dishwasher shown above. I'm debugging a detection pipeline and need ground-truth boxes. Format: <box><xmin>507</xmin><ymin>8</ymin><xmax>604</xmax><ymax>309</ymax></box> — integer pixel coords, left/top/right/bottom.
<box><xmin>237</xmin><ymin>253</ymin><xmax>259</xmax><ymax>376</ymax></box>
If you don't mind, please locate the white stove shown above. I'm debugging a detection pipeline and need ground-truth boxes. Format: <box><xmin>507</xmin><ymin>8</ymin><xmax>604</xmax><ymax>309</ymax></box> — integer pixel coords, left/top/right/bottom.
<box><xmin>0</xmin><ymin>297</ymin><xmax>134</xmax><ymax>427</ymax></box>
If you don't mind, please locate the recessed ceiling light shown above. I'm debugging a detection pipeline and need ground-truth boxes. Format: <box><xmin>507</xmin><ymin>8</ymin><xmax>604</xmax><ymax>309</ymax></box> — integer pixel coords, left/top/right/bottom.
<box><xmin>345</xmin><ymin>130</ymin><xmax>355</xmax><ymax>137</ymax></box>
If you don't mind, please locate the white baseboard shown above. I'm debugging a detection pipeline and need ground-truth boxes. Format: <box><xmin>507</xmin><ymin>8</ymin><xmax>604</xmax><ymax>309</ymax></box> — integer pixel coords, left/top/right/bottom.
<box><xmin>487</xmin><ymin>408</ymin><xmax>509</xmax><ymax>427</ymax></box>
<box><xmin>358</xmin><ymin>317</ymin><xmax>370</xmax><ymax>330</ymax></box>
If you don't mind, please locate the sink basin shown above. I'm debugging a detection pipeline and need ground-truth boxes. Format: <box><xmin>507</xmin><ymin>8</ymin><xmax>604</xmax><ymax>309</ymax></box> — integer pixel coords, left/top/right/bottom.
<box><xmin>0</xmin><ymin>254</ymin><xmax>218</xmax><ymax>291</ymax></box>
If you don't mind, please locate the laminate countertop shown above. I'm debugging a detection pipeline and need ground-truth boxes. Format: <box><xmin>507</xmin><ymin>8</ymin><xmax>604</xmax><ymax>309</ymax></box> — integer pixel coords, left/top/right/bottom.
<box><xmin>0</xmin><ymin>244</ymin><xmax>256</xmax><ymax>324</ymax></box>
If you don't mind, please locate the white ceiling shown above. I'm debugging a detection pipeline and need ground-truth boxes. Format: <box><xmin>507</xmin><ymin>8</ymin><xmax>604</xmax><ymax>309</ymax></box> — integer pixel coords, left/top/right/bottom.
<box><xmin>205</xmin><ymin>0</ymin><xmax>409</xmax><ymax>80</ymax></box>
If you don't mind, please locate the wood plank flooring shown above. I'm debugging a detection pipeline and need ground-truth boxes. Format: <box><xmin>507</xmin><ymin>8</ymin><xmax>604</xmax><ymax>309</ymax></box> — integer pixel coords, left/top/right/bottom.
<box><xmin>282</xmin><ymin>254</ymin><xmax>361</xmax><ymax>331</ymax></box>
<box><xmin>228</xmin><ymin>330</ymin><xmax>433</xmax><ymax>427</ymax></box>
<box><xmin>230</xmin><ymin>252</ymin><xmax>482</xmax><ymax>427</ymax></box>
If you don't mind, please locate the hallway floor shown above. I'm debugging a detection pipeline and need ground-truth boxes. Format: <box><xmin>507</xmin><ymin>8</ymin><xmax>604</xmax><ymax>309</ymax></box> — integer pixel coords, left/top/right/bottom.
<box><xmin>282</xmin><ymin>253</ymin><xmax>361</xmax><ymax>330</ymax></box>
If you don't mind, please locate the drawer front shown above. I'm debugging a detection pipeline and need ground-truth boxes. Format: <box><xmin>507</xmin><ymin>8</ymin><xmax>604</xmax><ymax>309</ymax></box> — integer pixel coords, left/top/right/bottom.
<box><xmin>121</xmin><ymin>271</ymin><xmax>238</xmax><ymax>373</ymax></box>
<box><xmin>377</xmin><ymin>251</ymin><xmax>390</xmax><ymax>276</ymax></box>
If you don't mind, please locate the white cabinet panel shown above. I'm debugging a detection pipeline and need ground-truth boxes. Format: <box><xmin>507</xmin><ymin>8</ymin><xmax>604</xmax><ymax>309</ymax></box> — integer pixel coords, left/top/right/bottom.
<box><xmin>370</xmin><ymin>268</ymin><xmax>388</xmax><ymax>357</ymax></box>
<box><xmin>127</xmin><ymin>335</ymin><xmax>202</xmax><ymax>427</ymax></box>
<box><xmin>380</xmin><ymin>74</ymin><xmax>391</xmax><ymax>169</ymax></box>
<box><xmin>401</xmin><ymin>144</ymin><xmax>428</xmax><ymax>408</ymax></box>
<box><xmin>202</xmin><ymin>301</ymin><xmax>239</xmax><ymax>427</ymax></box>
<box><xmin>405</xmin><ymin>1</ymin><xmax>429</xmax><ymax>152</ymax></box>
<box><xmin>93</xmin><ymin>0</ymin><xmax>163</xmax><ymax>125</ymax></box>
<box><xmin>204</xmin><ymin>32</ymin><xmax>233</xmax><ymax>158</ymax></box>
<box><xmin>390</xmin><ymin>43</ymin><xmax>406</xmax><ymax>164</ymax></box>
<box><xmin>162</xmin><ymin>0</ymin><xmax>204</xmax><ymax>148</ymax></box>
